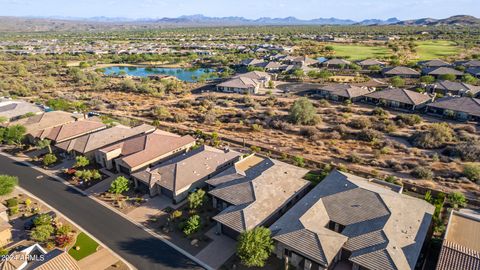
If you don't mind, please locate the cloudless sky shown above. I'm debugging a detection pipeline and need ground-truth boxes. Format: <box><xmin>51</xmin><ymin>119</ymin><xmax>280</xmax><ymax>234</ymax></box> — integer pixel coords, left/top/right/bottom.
<box><xmin>1</xmin><ymin>0</ymin><xmax>479</xmax><ymax>20</ymax></box>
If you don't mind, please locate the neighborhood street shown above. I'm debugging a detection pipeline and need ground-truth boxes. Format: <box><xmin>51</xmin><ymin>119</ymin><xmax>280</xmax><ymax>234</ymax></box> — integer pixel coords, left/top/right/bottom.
<box><xmin>0</xmin><ymin>154</ymin><xmax>203</xmax><ymax>270</ymax></box>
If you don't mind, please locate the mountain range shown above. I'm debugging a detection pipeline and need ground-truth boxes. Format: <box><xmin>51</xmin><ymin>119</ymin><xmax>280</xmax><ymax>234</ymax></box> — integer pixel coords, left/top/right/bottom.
<box><xmin>0</xmin><ymin>15</ymin><xmax>478</xmax><ymax>32</ymax></box>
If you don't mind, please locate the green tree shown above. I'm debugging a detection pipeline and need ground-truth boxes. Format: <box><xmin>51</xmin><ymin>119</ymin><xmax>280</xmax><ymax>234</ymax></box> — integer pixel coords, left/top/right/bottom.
<box><xmin>43</xmin><ymin>153</ymin><xmax>57</xmax><ymax>166</ymax></box>
<box><xmin>30</xmin><ymin>224</ymin><xmax>54</xmax><ymax>242</ymax></box>
<box><xmin>440</xmin><ymin>74</ymin><xmax>457</xmax><ymax>81</ymax></box>
<box><xmin>188</xmin><ymin>189</ymin><xmax>206</xmax><ymax>210</ymax></box>
<box><xmin>0</xmin><ymin>116</ymin><xmax>7</xmax><ymax>124</ymax></box>
<box><xmin>420</xmin><ymin>75</ymin><xmax>435</xmax><ymax>84</ymax></box>
<box><xmin>289</xmin><ymin>97</ymin><xmax>319</xmax><ymax>125</ymax></box>
<box><xmin>391</xmin><ymin>76</ymin><xmax>405</xmax><ymax>88</ymax></box>
<box><xmin>33</xmin><ymin>213</ymin><xmax>53</xmax><ymax>227</ymax></box>
<box><xmin>109</xmin><ymin>176</ymin><xmax>130</xmax><ymax>203</ymax></box>
<box><xmin>292</xmin><ymin>69</ymin><xmax>305</xmax><ymax>80</ymax></box>
<box><xmin>36</xmin><ymin>139</ymin><xmax>52</xmax><ymax>154</ymax></box>
<box><xmin>2</xmin><ymin>125</ymin><xmax>26</xmax><ymax>146</ymax></box>
<box><xmin>74</xmin><ymin>156</ymin><xmax>90</xmax><ymax>168</ymax></box>
<box><xmin>462</xmin><ymin>74</ymin><xmax>478</xmax><ymax>84</ymax></box>
<box><xmin>0</xmin><ymin>175</ymin><xmax>18</xmax><ymax>195</ymax></box>
<box><xmin>448</xmin><ymin>192</ymin><xmax>467</xmax><ymax>209</ymax></box>
<box><xmin>237</xmin><ymin>227</ymin><xmax>274</xmax><ymax>267</ymax></box>
<box><xmin>182</xmin><ymin>215</ymin><xmax>201</xmax><ymax>236</ymax></box>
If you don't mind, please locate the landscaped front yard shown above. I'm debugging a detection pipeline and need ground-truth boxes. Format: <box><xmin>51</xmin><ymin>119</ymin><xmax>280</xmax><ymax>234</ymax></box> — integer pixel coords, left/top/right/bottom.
<box><xmin>68</xmin><ymin>232</ymin><xmax>99</xmax><ymax>260</ymax></box>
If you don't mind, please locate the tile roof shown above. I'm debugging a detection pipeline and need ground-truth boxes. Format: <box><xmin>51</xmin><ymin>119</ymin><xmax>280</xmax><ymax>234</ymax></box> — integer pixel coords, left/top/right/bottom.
<box><xmin>431</xmin><ymin>80</ymin><xmax>480</xmax><ymax>96</ymax></box>
<box><xmin>467</xmin><ymin>67</ymin><xmax>480</xmax><ymax>76</ymax></box>
<box><xmin>382</xmin><ymin>66</ymin><xmax>420</xmax><ymax>76</ymax></box>
<box><xmin>9</xmin><ymin>111</ymin><xmax>78</xmax><ymax>136</ymax></box>
<box><xmin>210</xmin><ymin>156</ymin><xmax>310</xmax><ymax>233</ymax></box>
<box><xmin>454</xmin><ymin>60</ymin><xmax>480</xmax><ymax>68</ymax></box>
<box><xmin>319</xmin><ymin>84</ymin><xmax>371</xmax><ymax>98</ymax></box>
<box><xmin>39</xmin><ymin>118</ymin><xmax>106</xmax><ymax>143</ymax></box>
<box><xmin>423</xmin><ymin>67</ymin><xmax>464</xmax><ymax>76</ymax></box>
<box><xmin>0</xmin><ymin>99</ymin><xmax>42</xmax><ymax>120</ymax></box>
<box><xmin>323</xmin><ymin>58</ymin><xmax>352</xmax><ymax>65</ymax></box>
<box><xmin>29</xmin><ymin>248</ymin><xmax>80</xmax><ymax>270</ymax></box>
<box><xmin>270</xmin><ymin>170</ymin><xmax>434</xmax><ymax>270</ymax></box>
<box><xmin>132</xmin><ymin>145</ymin><xmax>241</xmax><ymax>193</ymax></box>
<box><xmin>217</xmin><ymin>77</ymin><xmax>260</xmax><ymax>89</ymax></box>
<box><xmin>418</xmin><ymin>59</ymin><xmax>451</xmax><ymax>67</ymax></box>
<box><xmin>427</xmin><ymin>97</ymin><xmax>480</xmax><ymax>117</ymax></box>
<box><xmin>233</xmin><ymin>71</ymin><xmax>271</xmax><ymax>81</ymax></box>
<box><xmin>365</xmin><ymin>88</ymin><xmax>432</xmax><ymax>105</ymax></box>
<box><xmin>56</xmin><ymin>124</ymin><xmax>155</xmax><ymax>154</ymax></box>
<box><xmin>357</xmin><ymin>59</ymin><xmax>386</xmax><ymax>66</ymax></box>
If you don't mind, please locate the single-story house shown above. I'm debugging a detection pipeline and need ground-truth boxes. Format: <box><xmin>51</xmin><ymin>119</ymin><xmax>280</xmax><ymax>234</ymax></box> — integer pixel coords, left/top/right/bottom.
<box><xmin>206</xmin><ymin>155</ymin><xmax>310</xmax><ymax>239</ymax></box>
<box><xmin>8</xmin><ymin>111</ymin><xmax>80</xmax><ymax>143</ymax></box>
<box><xmin>260</xmin><ymin>61</ymin><xmax>283</xmax><ymax>72</ymax></box>
<box><xmin>240</xmin><ymin>58</ymin><xmax>265</xmax><ymax>67</ymax></box>
<box><xmin>428</xmin><ymin>80</ymin><xmax>480</xmax><ymax>97</ymax></box>
<box><xmin>418</xmin><ymin>59</ymin><xmax>451</xmax><ymax>68</ymax></box>
<box><xmin>291</xmin><ymin>56</ymin><xmax>319</xmax><ymax>67</ymax></box>
<box><xmin>315</xmin><ymin>84</ymin><xmax>371</xmax><ymax>102</ymax></box>
<box><xmin>131</xmin><ymin>145</ymin><xmax>242</xmax><ymax>202</ymax></box>
<box><xmin>382</xmin><ymin>66</ymin><xmax>421</xmax><ymax>78</ymax></box>
<box><xmin>217</xmin><ymin>77</ymin><xmax>261</xmax><ymax>94</ymax></box>
<box><xmin>422</xmin><ymin>67</ymin><xmax>464</xmax><ymax>79</ymax></box>
<box><xmin>454</xmin><ymin>59</ymin><xmax>480</xmax><ymax>68</ymax></box>
<box><xmin>364</xmin><ymin>88</ymin><xmax>433</xmax><ymax>111</ymax></box>
<box><xmin>426</xmin><ymin>97</ymin><xmax>480</xmax><ymax>122</ymax></box>
<box><xmin>0</xmin><ymin>98</ymin><xmax>43</xmax><ymax>122</ymax></box>
<box><xmin>356</xmin><ymin>59</ymin><xmax>386</xmax><ymax>69</ymax></box>
<box><xmin>56</xmin><ymin>124</ymin><xmax>155</xmax><ymax>159</ymax></box>
<box><xmin>436</xmin><ymin>210</ymin><xmax>480</xmax><ymax>270</ymax></box>
<box><xmin>322</xmin><ymin>58</ymin><xmax>352</xmax><ymax>69</ymax></box>
<box><xmin>96</xmin><ymin>129</ymin><xmax>196</xmax><ymax>174</ymax></box>
<box><xmin>34</xmin><ymin>118</ymin><xmax>107</xmax><ymax>145</ymax></box>
<box><xmin>233</xmin><ymin>71</ymin><xmax>271</xmax><ymax>86</ymax></box>
<box><xmin>466</xmin><ymin>67</ymin><xmax>480</xmax><ymax>78</ymax></box>
<box><xmin>0</xmin><ymin>204</ymin><xmax>12</xmax><ymax>247</ymax></box>
<box><xmin>270</xmin><ymin>170</ymin><xmax>434</xmax><ymax>270</ymax></box>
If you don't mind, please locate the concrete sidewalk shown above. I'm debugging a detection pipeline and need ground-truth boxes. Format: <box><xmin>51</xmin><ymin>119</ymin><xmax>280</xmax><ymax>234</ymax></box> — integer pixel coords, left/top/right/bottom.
<box><xmin>195</xmin><ymin>227</ymin><xmax>237</xmax><ymax>269</ymax></box>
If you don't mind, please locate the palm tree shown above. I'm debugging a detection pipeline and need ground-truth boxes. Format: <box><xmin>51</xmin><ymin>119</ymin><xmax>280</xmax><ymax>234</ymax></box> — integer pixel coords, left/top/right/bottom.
<box><xmin>36</xmin><ymin>139</ymin><xmax>52</xmax><ymax>154</ymax></box>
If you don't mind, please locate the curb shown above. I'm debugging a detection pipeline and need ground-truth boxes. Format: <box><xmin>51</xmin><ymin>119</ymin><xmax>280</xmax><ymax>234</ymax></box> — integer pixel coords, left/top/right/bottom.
<box><xmin>0</xmin><ymin>151</ymin><xmax>214</xmax><ymax>270</ymax></box>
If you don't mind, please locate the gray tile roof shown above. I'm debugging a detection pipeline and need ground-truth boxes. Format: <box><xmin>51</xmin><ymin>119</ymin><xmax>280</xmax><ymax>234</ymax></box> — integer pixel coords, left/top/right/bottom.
<box><xmin>319</xmin><ymin>84</ymin><xmax>371</xmax><ymax>99</ymax></box>
<box><xmin>382</xmin><ymin>66</ymin><xmax>420</xmax><ymax>76</ymax></box>
<box><xmin>418</xmin><ymin>59</ymin><xmax>451</xmax><ymax>67</ymax></box>
<box><xmin>323</xmin><ymin>58</ymin><xmax>352</xmax><ymax>66</ymax></box>
<box><xmin>427</xmin><ymin>97</ymin><xmax>480</xmax><ymax>117</ymax></box>
<box><xmin>365</xmin><ymin>88</ymin><xmax>432</xmax><ymax>105</ymax></box>
<box><xmin>423</xmin><ymin>67</ymin><xmax>464</xmax><ymax>76</ymax></box>
<box><xmin>357</xmin><ymin>59</ymin><xmax>385</xmax><ymax>66</ymax></box>
<box><xmin>431</xmin><ymin>80</ymin><xmax>480</xmax><ymax>96</ymax></box>
<box><xmin>270</xmin><ymin>170</ymin><xmax>434</xmax><ymax>270</ymax></box>
<box><xmin>217</xmin><ymin>77</ymin><xmax>259</xmax><ymax>89</ymax></box>
<box><xmin>210</xmin><ymin>156</ymin><xmax>310</xmax><ymax>233</ymax></box>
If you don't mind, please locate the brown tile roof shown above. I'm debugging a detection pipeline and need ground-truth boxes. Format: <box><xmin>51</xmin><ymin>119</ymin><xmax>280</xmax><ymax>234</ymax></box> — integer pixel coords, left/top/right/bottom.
<box><xmin>431</xmin><ymin>80</ymin><xmax>480</xmax><ymax>96</ymax></box>
<box><xmin>56</xmin><ymin>124</ymin><xmax>155</xmax><ymax>154</ymax></box>
<box><xmin>29</xmin><ymin>248</ymin><xmax>80</xmax><ymax>270</ymax></box>
<box><xmin>436</xmin><ymin>241</ymin><xmax>480</xmax><ymax>270</ymax></box>
<box><xmin>132</xmin><ymin>145</ymin><xmax>241</xmax><ymax>193</ymax></box>
<box><xmin>9</xmin><ymin>111</ymin><xmax>78</xmax><ymax>136</ymax></box>
<box><xmin>319</xmin><ymin>84</ymin><xmax>371</xmax><ymax>98</ymax></box>
<box><xmin>365</xmin><ymin>88</ymin><xmax>432</xmax><ymax>105</ymax></box>
<box><xmin>382</xmin><ymin>66</ymin><xmax>420</xmax><ymax>76</ymax></box>
<box><xmin>418</xmin><ymin>59</ymin><xmax>451</xmax><ymax>67</ymax></box>
<box><xmin>357</xmin><ymin>59</ymin><xmax>386</xmax><ymax>66</ymax></box>
<box><xmin>40</xmin><ymin>118</ymin><xmax>107</xmax><ymax>143</ymax></box>
<box><xmin>217</xmin><ymin>77</ymin><xmax>259</xmax><ymax>89</ymax></box>
<box><xmin>233</xmin><ymin>71</ymin><xmax>271</xmax><ymax>81</ymax></box>
<box><xmin>423</xmin><ymin>67</ymin><xmax>464</xmax><ymax>76</ymax></box>
<box><xmin>270</xmin><ymin>170</ymin><xmax>434</xmax><ymax>270</ymax></box>
<box><xmin>323</xmin><ymin>58</ymin><xmax>352</xmax><ymax>66</ymax></box>
<box><xmin>210</xmin><ymin>156</ymin><xmax>310</xmax><ymax>233</ymax></box>
<box><xmin>427</xmin><ymin>97</ymin><xmax>480</xmax><ymax>117</ymax></box>
<box><xmin>117</xmin><ymin>130</ymin><xmax>196</xmax><ymax>168</ymax></box>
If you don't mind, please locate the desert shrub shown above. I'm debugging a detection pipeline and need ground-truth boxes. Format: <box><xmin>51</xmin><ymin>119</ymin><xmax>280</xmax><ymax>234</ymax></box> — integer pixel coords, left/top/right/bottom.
<box><xmin>411</xmin><ymin>166</ymin><xmax>433</xmax><ymax>179</ymax></box>
<box><xmin>448</xmin><ymin>192</ymin><xmax>467</xmax><ymax>209</ymax></box>
<box><xmin>410</xmin><ymin>123</ymin><xmax>455</xmax><ymax>149</ymax></box>
<box><xmin>347</xmin><ymin>153</ymin><xmax>362</xmax><ymax>164</ymax></box>
<box><xmin>173</xmin><ymin>113</ymin><xmax>187</xmax><ymax>123</ymax></box>
<box><xmin>395</xmin><ymin>114</ymin><xmax>422</xmax><ymax>126</ymax></box>
<box><xmin>372</xmin><ymin>107</ymin><xmax>389</xmax><ymax>118</ymax></box>
<box><xmin>357</xmin><ymin>129</ymin><xmax>383</xmax><ymax>142</ymax></box>
<box><xmin>463</xmin><ymin>163</ymin><xmax>480</xmax><ymax>182</ymax></box>
<box><xmin>300</xmin><ymin>127</ymin><xmax>321</xmax><ymax>140</ymax></box>
<box><xmin>443</xmin><ymin>141</ymin><xmax>480</xmax><ymax>162</ymax></box>
<box><xmin>349</xmin><ymin>117</ymin><xmax>371</xmax><ymax>129</ymax></box>
<box><xmin>42</xmin><ymin>153</ymin><xmax>57</xmax><ymax>166</ymax></box>
<box><xmin>289</xmin><ymin>98</ymin><xmax>320</xmax><ymax>125</ymax></box>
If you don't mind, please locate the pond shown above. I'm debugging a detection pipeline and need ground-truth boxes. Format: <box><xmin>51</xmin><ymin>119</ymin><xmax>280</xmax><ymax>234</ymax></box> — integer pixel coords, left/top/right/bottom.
<box><xmin>103</xmin><ymin>66</ymin><xmax>217</xmax><ymax>82</ymax></box>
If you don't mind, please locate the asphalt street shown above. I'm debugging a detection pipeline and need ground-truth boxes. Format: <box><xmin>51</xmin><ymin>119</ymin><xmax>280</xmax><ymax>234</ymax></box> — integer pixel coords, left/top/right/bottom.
<box><xmin>0</xmin><ymin>154</ymin><xmax>203</xmax><ymax>270</ymax></box>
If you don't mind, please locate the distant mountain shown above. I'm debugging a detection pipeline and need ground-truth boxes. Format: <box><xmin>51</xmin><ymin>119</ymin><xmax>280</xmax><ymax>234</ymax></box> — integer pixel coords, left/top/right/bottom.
<box><xmin>0</xmin><ymin>15</ymin><xmax>478</xmax><ymax>32</ymax></box>
<box><xmin>395</xmin><ymin>15</ymin><xmax>480</xmax><ymax>26</ymax></box>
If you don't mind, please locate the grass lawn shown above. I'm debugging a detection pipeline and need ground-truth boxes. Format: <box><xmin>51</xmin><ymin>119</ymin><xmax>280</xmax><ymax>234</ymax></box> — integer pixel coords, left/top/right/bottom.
<box><xmin>414</xmin><ymin>40</ymin><xmax>461</xmax><ymax>60</ymax></box>
<box><xmin>327</xmin><ymin>44</ymin><xmax>392</xmax><ymax>60</ymax></box>
<box><xmin>68</xmin><ymin>232</ymin><xmax>99</xmax><ymax>261</ymax></box>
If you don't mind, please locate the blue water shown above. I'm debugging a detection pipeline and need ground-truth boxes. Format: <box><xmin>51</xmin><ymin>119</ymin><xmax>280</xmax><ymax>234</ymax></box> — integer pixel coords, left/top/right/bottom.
<box><xmin>103</xmin><ymin>66</ymin><xmax>216</xmax><ymax>82</ymax></box>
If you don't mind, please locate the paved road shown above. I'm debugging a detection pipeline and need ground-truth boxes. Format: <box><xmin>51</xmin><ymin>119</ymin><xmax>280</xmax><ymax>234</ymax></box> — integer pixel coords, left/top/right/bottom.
<box><xmin>0</xmin><ymin>154</ymin><xmax>203</xmax><ymax>270</ymax></box>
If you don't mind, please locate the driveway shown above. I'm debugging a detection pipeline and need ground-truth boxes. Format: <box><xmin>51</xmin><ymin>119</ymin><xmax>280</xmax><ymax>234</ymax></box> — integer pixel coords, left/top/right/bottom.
<box><xmin>0</xmin><ymin>154</ymin><xmax>203</xmax><ymax>270</ymax></box>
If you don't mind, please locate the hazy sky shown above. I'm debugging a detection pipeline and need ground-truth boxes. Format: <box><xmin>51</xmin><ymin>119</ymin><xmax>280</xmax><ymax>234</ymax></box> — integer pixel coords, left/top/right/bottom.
<box><xmin>1</xmin><ymin>0</ymin><xmax>479</xmax><ymax>20</ymax></box>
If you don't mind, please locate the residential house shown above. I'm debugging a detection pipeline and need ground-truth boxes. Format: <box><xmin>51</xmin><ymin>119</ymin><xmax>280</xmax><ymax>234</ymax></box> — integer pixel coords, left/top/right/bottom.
<box><xmin>0</xmin><ymin>244</ymin><xmax>80</xmax><ymax>270</ymax></box>
<box><xmin>428</xmin><ymin>81</ymin><xmax>480</xmax><ymax>97</ymax></box>
<box><xmin>8</xmin><ymin>111</ymin><xmax>79</xmax><ymax>143</ymax></box>
<box><xmin>422</xmin><ymin>67</ymin><xmax>464</xmax><ymax>79</ymax></box>
<box><xmin>34</xmin><ymin>118</ymin><xmax>107</xmax><ymax>145</ymax></box>
<box><xmin>418</xmin><ymin>59</ymin><xmax>451</xmax><ymax>68</ymax></box>
<box><xmin>426</xmin><ymin>97</ymin><xmax>480</xmax><ymax>122</ymax></box>
<box><xmin>454</xmin><ymin>59</ymin><xmax>480</xmax><ymax>68</ymax></box>
<box><xmin>260</xmin><ymin>61</ymin><xmax>283</xmax><ymax>72</ymax></box>
<box><xmin>0</xmin><ymin>204</ymin><xmax>12</xmax><ymax>247</ymax></box>
<box><xmin>356</xmin><ymin>59</ymin><xmax>386</xmax><ymax>69</ymax></box>
<box><xmin>96</xmin><ymin>129</ymin><xmax>196</xmax><ymax>174</ymax></box>
<box><xmin>382</xmin><ymin>66</ymin><xmax>421</xmax><ymax>78</ymax></box>
<box><xmin>131</xmin><ymin>145</ymin><xmax>242</xmax><ymax>202</ymax></box>
<box><xmin>240</xmin><ymin>58</ymin><xmax>265</xmax><ymax>67</ymax></box>
<box><xmin>322</xmin><ymin>59</ymin><xmax>352</xmax><ymax>69</ymax></box>
<box><xmin>55</xmin><ymin>124</ymin><xmax>155</xmax><ymax>159</ymax></box>
<box><xmin>0</xmin><ymin>99</ymin><xmax>42</xmax><ymax>122</ymax></box>
<box><xmin>364</xmin><ymin>88</ymin><xmax>433</xmax><ymax>111</ymax></box>
<box><xmin>290</xmin><ymin>56</ymin><xmax>318</xmax><ymax>67</ymax></box>
<box><xmin>217</xmin><ymin>77</ymin><xmax>261</xmax><ymax>94</ymax></box>
<box><xmin>270</xmin><ymin>170</ymin><xmax>434</xmax><ymax>270</ymax></box>
<box><xmin>436</xmin><ymin>210</ymin><xmax>480</xmax><ymax>270</ymax></box>
<box><xmin>206</xmin><ymin>155</ymin><xmax>310</xmax><ymax>239</ymax></box>
<box><xmin>466</xmin><ymin>67</ymin><xmax>480</xmax><ymax>78</ymax></box>
<box><xmin>316</xmin><ymin>84</ymin><xmax>371</xmax><ymax>102</ymax></box>
<box><xmin>233</xmin><ymin>71</ymin><xmax>272</xmax><ymax>87</ymax></box>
